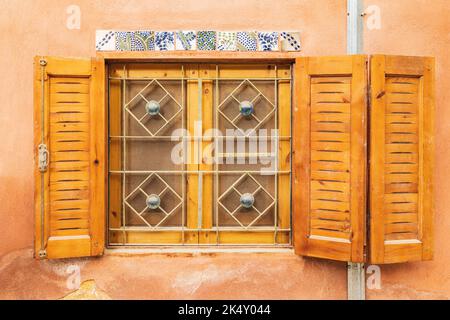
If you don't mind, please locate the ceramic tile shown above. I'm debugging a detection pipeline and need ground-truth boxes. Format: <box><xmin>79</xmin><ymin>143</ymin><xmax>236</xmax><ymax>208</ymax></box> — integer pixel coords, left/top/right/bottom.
<box><xmin>236</xmin><ymin>31</ymin><xmax>257</xmax><ymax>51</ymax></box>
<box><xmin>155</xmin><ymin>32</ymin><xmax>175</xmax><ymax>51</ymax></box>
<box><xmin>217</xmin><ymin>32</ymin><xmax>237</xmax><ymax>51</ymax></box>
<box><xmin>115</xmin><ymin>32</ymin><xmax>133</xmax><ymax>51</ymax></box>
<box><xmin>197</xmin><ymin>31</ymin><xmax>216</xmax><ymax>50</ymax></box>
<box><xmin>257</xmin><ymin>32</ymin><xmax>279</xmax><ymax>51</ymax></box>
<box><xmin>134</xmin><ymin>31</ymin><xmax>155</xmax><ymax>50</ymax></box>
<box><xmin>175</xmin><ymin>31</ymin><xmax>196</xmax><ymax>50</ymax></box>
<box><xmin>96</xmin><ymin>30</ymin><xmax>115</xmax><ymax>51</ymax></box>
<box><xmin>280</xmin><ymin>32</ymin><xmax>301</xmax><ymax>51</ymax></box>
<box><xmin>115</xmin><ymin>31</ymin><xmax>155</xmax><ymax>51</ymax></box>
<box><xmin>105</xmin><ymin>29</ymin><xmax>299</xmax><ymax>52</ymax></box>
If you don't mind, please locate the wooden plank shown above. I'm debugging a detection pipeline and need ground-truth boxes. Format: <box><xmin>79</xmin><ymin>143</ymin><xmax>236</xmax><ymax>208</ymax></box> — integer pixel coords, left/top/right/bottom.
<box><xmin>45</xmin><ymin>57</ymin><xmax>92</xmax><ymax>76</ymax></box>
<box><xmin>370</xmin><ymin>55</ymin><xmax>435</xmax><ymax>264</ymax></box>
<box><xmin>217</xmin><ymin>64</ymin><xmax>278</xmax><ymax>78</ymax></box>
<box><xmin>185</xmin><ymin>65</ymin><xmax>200</xmax><ymax>244</ymax></box>
<box><xmin>199</xmin><ymin>65</ymin><xmax>214</xmax><ymax>244</ymax></box>
<box><xmin>34</xmin><ymin>56</ymin><xmax>50</xmax><ymax>257</ymax></box>
<box><xmin>98</xmin><ymin>51</ymin><xmax>302</xmax><ymax>62</ymax></box>
<box><xmin>47</xmin><ymin>237</ymin><xmax>91</xmax><ymax>259</ymax></box>
<box><xmin>421</xmin><ymin>57</ymin><xmax>435</xmax><ymax>260</ymax></box>
<box><xmin>384</xmin><ymin>243</ymin><xmax>422</xmax><ymax>264</ymax></box>
<box><xmin>110</xmin><ymin>231</ymin><xmax>183</xmax><ymax>244</ymax></box>
<box><xmin>216</xmin><ymin>231</ymin><xmax>290</xmax><ymax>245</ymax></box>
<box><xmin>348</xmin><ymin>55</ymin><xmax>367</xmax><ymax>262</ymax></box>
<box><xmin>110</xmin><ymin>63</ymin><xmax>185</xmax><ymax>78</ymax></box>
<box><xmin>108</xmin><ymin>77</ymin><xmax>122</xmax><ymax>244</ymax></box>
<box><xmin>34</xmin><ymin>56</ymin><xmax>107</xmax><ymax>259</ymax></box>
<box><xmin>293</xmin><ymin>57</ymin><xmax>310</xmax><ymax>256</ymax></box>
<box><xmin>277</xmin><ymin>74</ymin><xmax>292</xmax><ymax>244</ymax></box>
<box><xmin>293</xmin><ymin>55</ymin><xmax>366</xmax><ymax>262</ymax></box>
<box><xmin>370</xmin><ymin>55</ymin><xmax>387</xmax><ymax>263</ymax></box>
<box><xmin>89</xmin><ymin>57</ymin><xmax>106</xmax><ymax>255</ymax></box>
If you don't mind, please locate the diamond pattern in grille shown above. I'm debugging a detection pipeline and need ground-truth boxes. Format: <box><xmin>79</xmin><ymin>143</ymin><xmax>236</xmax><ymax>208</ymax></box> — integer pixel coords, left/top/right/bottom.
<box><xmin>124</xmin><ymin>173</ymin><xmax>183</xmax><ymax>229</ymax></box>
<box><xmin>218</xmin><ymin>173</ymin><xmax>275</xmax><ymax>228</ymax></box>
<box><xmin>124</xmin><ymin>79</ymin><xmax>182</xmax><ymax>136</ymax></box>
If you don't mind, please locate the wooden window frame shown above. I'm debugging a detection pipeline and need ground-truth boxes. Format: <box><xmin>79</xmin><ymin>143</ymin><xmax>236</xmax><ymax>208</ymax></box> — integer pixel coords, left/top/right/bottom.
<box><xmin>35</xmin><ymin>52</ymin><xmax>433</xmax><ymax>262</ymax></box>
<box><xmin>99</xmin><ymin>51</ymin><xmax>301</xmax><ymax>249</ymax></box>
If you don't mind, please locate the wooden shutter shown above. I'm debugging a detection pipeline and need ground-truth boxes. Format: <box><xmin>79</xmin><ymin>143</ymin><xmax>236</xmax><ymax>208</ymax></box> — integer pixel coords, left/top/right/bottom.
<box><xmin>34</xmin><ymin>56</ymin><xmax>106</xmax><ymax>259</ymax></box>
<box><xmin>293</xmin><ymin>55</ymin><xmax>367</xmax><ymax>262</ymax></box>
<box><xmin>370</xmin><ymin>55</ymin><xmax>435</xmax><ymax>264</ymax></box>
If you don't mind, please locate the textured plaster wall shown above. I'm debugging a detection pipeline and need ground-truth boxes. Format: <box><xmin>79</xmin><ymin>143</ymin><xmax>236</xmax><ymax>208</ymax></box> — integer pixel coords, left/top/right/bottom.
<box><xmin>0</xmin><ymin>0</ymin><xmax>347</xmax><ymax>300</ymax></box>
<box><xmin>0</xmin><ymin>0</ymin><xmax>448</xmax><ymax>300</ymax></box>
<box><xmin>363</xmin><ymin>0</ymin><xmax>450</xmax><ymax>300</ymax></box>
<box><xmin>0</xmin><ymin>0</ymin><xmax>345</xmax><ymax>257</ymax></box>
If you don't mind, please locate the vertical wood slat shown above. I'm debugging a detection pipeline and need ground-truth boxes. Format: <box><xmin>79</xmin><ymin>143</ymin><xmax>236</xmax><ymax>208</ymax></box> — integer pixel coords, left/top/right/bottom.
<box><xmin>277</xmin><ymin>65</ymin><xmax>292</xmax><ymax>244</ymax></box>
<box><xmin>199</xmin><ymin>64</ymin><xmax>215</xmax><ymax>244</ymax></box>
<box><xmin>34</xmin><ymin>56</ymin><xmax>106</xmax><ymax>259</ymax></box>
<box><xmin>185</xmin><ymin>64</ymin><xmax>200</xmax><ymax>244</ymax></box>
<box><xmin>293</xmin><ymin>55</ymin><xmax>367</xmax><ymax>262</ymax></box>
<box><xmin>370</xmin><ymin>55</ymin><xmax>435</xmax><ymax>264</ymax></box>
<box><xmin>107</xmin><ymin>68</ymin><xmax>123</xmax><ymax>244</ymax></box>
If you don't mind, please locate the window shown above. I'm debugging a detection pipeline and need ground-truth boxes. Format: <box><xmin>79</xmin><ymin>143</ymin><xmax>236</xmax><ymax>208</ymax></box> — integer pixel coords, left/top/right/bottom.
<box><xmin>108</xmin><ymin>63</ymin><xmax>292</xmax><ymax>246</ymax></box>
<box><xmin>34</xmin><ymin>53</ymin><xmax>434</xmax><ymax>264</ymax></box>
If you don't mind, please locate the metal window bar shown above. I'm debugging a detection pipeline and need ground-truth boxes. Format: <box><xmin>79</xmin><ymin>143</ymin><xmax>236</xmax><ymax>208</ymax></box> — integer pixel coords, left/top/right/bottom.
<box><xmin>121</xmin><ymin>65</ymin><xmax>127</xmax><ymax>244</ymax></box>
<box><xmin>108</xmin><ymin>63</ymin><xmax>292</xmax><ymax>246</ymax></box>
<box><xmin>111</xmin><ymin>64</ymin><xmax>188</xmax><ymax>243</ymax></box>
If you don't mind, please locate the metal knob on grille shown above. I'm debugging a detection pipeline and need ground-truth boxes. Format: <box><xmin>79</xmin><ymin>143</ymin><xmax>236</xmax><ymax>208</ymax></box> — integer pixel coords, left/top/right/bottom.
<box><xmin>240</xmin><ymin>193</ymin><xmax>255</xmax><ymax>209</ymax></box>
<box><xmin>146</xmin><ymin>194</ymin><xmax>161</xmax><ymax>210</ymax></box>
<box><xmin>239</xmin><ymin>100</ymin><xmax>254</xmax><ymax>117</ymax></box>
<box><xmin>145</xmin><ymin>100</ymin><xmax>161</xmax><ymax>116</ymax></box>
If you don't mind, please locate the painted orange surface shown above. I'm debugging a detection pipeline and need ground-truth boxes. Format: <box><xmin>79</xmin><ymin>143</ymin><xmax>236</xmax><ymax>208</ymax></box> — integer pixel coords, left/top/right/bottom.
<box><xmin>0</xmin><ymin>0</ymin><xmax>448</xmax><ymax>299</ymax></box>
<box><xmin>363</xmin><ymin>0</ymin><xmax>450</xmax><ymax>299</ymax></box>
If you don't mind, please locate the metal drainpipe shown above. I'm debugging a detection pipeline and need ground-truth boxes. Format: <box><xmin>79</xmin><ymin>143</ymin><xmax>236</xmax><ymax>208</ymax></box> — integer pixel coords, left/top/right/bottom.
<box><xmin>347</xmin><ymin>0</ymin><xmax>366</xmax><ymax>300</ymax></box>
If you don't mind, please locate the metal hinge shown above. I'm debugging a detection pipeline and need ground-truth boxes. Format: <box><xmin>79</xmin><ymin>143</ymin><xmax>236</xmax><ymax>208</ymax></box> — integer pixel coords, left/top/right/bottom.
<box><xmin>38</xmin><ymin>249</ymin><xmax>47</xmax><ymax>259</ymax></box>
<box><xmin>38</xmin><ymin>143</ymin><xmax>49</xmax><ymax>172</ymax></box>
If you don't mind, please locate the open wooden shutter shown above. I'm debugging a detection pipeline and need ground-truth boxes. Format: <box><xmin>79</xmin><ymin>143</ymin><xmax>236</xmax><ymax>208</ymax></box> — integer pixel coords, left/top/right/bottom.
<box><xmin>34</xmin><ymin>56</ymin><xmax>106</xmax><ymax>259</ymax></box>
<box><xmin>293</xmin><ymin>56</ymin><xmax>367</xmax><ymax>262</ymax></box>
<box><xmin>370</xmin><ymin>55</ymin><xmax>435</xmax><ymax>264</ymax></box>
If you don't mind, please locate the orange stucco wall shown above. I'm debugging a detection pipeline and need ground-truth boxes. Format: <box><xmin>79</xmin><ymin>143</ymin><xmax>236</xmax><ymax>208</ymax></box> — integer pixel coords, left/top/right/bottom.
<box><xmin>363</xmin><ymin>0</ymin><xmax>450</xmax><ymax>299</ymax></box>
<box><xmin>0</xmin><ymin>0</ymin><xmax>448</xmax><ymax>299</ymax></box>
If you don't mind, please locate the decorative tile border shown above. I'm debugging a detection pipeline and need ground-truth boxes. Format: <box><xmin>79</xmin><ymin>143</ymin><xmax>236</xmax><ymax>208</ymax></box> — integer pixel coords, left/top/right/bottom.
<box><xmin>96</xmin><ymin>30</ymin><xmax>301</xmax><ymax>52</ymax></box>
<box><xmin>257</xmin><ymin>32</ymin><xmax>279</xmax><ymax>51</ymax></box>
<box><xmin>280</xmin><ymin>32</ymin><xmax>301</xmax><ymax>51</ymax></box>
<box><xmin>236</xmin><ymin>31</ymin><xmax>257</xmax><ymax>51</ymax></box>
<box><xmin>197</xmin><ymin>31</ymin><xmax>216</xmax><ymax>50</ymax></box>
<box><xmin>175</xmin><ymin>31</ymin><xmax>196</xmax><ymax>51</ymax></box>
<box><xmin>96</xmin><ymin>30</ymin><xmax>115</xmax><ymax>51</ymax></box>
<box><xmin>217</xmin><ymin>31</ymin><xmax>237</xmax><ymax>51</ymax></box>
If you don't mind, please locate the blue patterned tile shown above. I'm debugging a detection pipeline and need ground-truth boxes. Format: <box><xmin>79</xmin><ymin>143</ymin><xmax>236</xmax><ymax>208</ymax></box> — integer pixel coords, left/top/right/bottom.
<box><xmin>257</xmin><ymin>32</ymin><xmax>279</xmax><ymax>51</ymax></box>
<box><xmin>236</xmin><ymin>31</ymin><xmax>257</xmax><ymax>51</ymax></box>
<box><xmin>175</xmin><ymin>31</ymin><xmax>196</xmax><ymax>50</ymax></box>
<box><xmin>217</xmin><ymin>32</ymin><xmax>237</xmax><ymax>51</ymax></box>
<box><xmin>155</xmin><ymin>32</ymin><xmax>175</xmax><ymax>51</ymax></box>
<box><xmin>134</xmin><ymin>31</ymin><xmax>155</xmax><ymax>50</ymax></box>
<box><xmin>280</xmin><ymin>32</ymin><xmax>301</xmax><ymax>51</ymax></box>
<box><xmin>96</xmin><ymin>30</ymin><xmax>115</xmax><ymax>51</ymax></box>
<box><xmin>115</xmin><ymin>32</ymin><xmax>133</xmax><ymax>51</ymax></box>
<box><xmin>197</xmin><ymin>31</ymin><xmax>216</xmax><ymax>51</ymax></box>
<box><xmin>115</xmin><ymin>31</ymin><xmax>155</xmax><ymax>51</ymax></box>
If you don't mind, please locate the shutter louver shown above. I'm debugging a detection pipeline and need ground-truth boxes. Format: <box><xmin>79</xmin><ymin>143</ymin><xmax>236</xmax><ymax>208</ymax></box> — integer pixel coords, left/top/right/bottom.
<box><xmin>370</xmin><ymin>55</ymin><xmax>435</xmax><ymax>264</ymax></box>
<box><xmin>34</xmin><ymin>56</ymin><xmax>105</xmax><ymax>259</ymax></box>
<box><xmin>293</xmin><ymin>56</ymin><xmax>367</xmax><ymax>262</ymax></box>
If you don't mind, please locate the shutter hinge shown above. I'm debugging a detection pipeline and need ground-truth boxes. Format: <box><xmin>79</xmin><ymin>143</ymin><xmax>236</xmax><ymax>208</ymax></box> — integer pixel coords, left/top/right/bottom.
<box><xmin>38</xmin><ymin>143</ymin><xmax>49</xmax><ymax>172</ymax></box>
<box><xmin>38</xmin><ymin>249</ymin><xmax>47</xmax><ymax>259</ymax></box>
